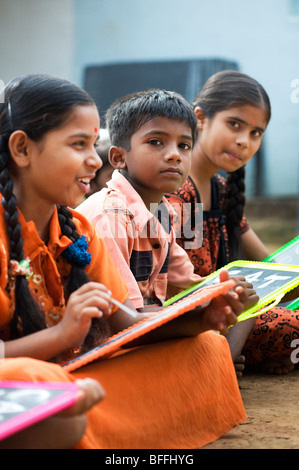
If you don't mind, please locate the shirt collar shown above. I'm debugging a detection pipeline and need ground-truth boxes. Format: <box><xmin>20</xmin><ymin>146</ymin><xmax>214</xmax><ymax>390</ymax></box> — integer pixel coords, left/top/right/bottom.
<box><xmin>107</xmin><ymin>170</ymin><xmax>177</xmax><ymax>230</ymax></box>
<box><xmin>107</xmin><ymin>170</ymin><xmax>152</xmax><ymax>229</ymax></box>
<box><xmin>19</xmin><ymin>206</ymin><xmax>72</xmax><ymax>259</ymax></box>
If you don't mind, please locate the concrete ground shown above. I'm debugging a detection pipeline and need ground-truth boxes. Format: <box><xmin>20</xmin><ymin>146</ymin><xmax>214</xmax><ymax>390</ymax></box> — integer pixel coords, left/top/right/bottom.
<box><xmin>204</xmin><ymin>369</ymin><xmax>299</xmax><ymax>449</ymax></box>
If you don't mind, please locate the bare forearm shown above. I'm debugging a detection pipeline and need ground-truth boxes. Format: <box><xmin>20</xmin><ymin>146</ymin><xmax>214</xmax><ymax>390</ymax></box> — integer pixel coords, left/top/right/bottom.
<box><xmin>0</xmin><ymin>415</ymin><xmax>86</xmax><ymax>449</ymax></box>
<box><xmin>108</xmin><ymin>298</ymin><xmax>205</xmax><ymax>341</ymax></box>
<box><xmin>123</xmin><ymin>306</ymin><xmax>208</xmax><ymax>348</ymax></box>
<box><xmin>241</xmin><ymin>228</ymin><xmax>270</xmax><ymax>261</ymax></box>
<box><xmin>3</xmin><ymin>325</ymin><xmax>67</xmax><ymax>361</ymax></box>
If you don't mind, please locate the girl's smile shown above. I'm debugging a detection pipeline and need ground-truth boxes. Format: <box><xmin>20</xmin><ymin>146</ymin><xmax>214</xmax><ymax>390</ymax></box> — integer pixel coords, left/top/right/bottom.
<box><xmin>10</xmin><ymin>104</ymin><xmax>102</xmax><ymax>238</ymax></box>
<box><xmin>77</xmin><ymin>176</ymin><xmax>96</xmax><ymax>194</ymax></box>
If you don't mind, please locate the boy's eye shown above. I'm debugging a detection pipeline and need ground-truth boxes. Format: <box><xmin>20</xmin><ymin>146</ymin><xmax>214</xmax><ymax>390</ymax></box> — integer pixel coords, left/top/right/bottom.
<box><xmin>179</xmin><ymin>142</ymin><xmax>192</xmax><ymax>150</ymax></box>
<box><xmin>148</xmin><ymin>138</ymin><xmax>162</xmax><ymax>145</ymax></box>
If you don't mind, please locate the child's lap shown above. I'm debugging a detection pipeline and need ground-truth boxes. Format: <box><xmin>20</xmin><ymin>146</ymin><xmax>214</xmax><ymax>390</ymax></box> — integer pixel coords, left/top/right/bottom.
<box><xmin>73</xmin><ymin>332</ymin><xmax>246</xmax><ymax>448</ymax></box>
<box><xmin>1</xmin><ymin>332</ymin><xmax>245</xmax><ymax>449</ymax></box>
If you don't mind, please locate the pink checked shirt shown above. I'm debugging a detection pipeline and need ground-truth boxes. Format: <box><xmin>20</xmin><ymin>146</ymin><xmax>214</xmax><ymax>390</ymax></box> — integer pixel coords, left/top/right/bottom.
<box><xmin>77</xmin><ymin>171</ymin><xmax>203</xmax><ymax>309</ymax></box>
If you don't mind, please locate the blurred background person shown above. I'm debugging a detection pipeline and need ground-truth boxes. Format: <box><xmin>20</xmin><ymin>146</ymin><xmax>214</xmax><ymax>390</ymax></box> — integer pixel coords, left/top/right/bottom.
<box><xmin>88</xmin><ymin>129</ymin><xmax>113</xmax><ymax>197</ymax></box>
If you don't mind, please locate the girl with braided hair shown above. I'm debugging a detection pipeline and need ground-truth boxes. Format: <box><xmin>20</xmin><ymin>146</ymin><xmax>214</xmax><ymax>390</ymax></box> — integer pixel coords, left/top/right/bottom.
<box><xmin>167</xmin><ymin>70</ymin><xmax>299</xmax><ymax>375</ymax></box>
<box><xmin>0</xmin><ymin>74</ymin><xmax>251</xmax><ymax>448</ymax></box>
<box><xmin>0</xmin><ymin>74</ymin><xmax>121</xmax><ymax>357</ymax></box>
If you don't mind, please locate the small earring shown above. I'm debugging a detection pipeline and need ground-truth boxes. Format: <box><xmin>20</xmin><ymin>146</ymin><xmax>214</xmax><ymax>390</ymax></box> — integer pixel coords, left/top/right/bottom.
<box><xmin>198</xmin><ymin>121</ymin><xmax>203</xmax><ymax>129</ymax></box>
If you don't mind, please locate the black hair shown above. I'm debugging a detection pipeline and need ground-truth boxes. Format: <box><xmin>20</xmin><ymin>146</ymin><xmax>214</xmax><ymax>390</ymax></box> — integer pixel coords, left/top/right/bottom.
<box><xmin>106</xmin><ymin>88</ymin><xmax>198</xmax><ymax>150</ymax></box>
<box><xmin>193</xmin><ymin>70</ymin><xmax>271</xmax><ymax>260</ymax></box>
<box><xmin>0</xmin><ymin>73</ymin><xmax>110</xmax><ymax>351</ymax></box>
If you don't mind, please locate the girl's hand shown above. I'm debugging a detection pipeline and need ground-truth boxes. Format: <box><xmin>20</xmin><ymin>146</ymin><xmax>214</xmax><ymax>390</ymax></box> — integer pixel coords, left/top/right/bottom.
<box><xmin>0</xmin><ymin>378</ymin><xmax>106</xmax><ymax>449</ymax></box>
<box><xmin>61</xmin><ymin>378</ymin><xmax>106</xmax><ymax>416</ymax></box>
<box><xmin>56</xmin><ymin>282</ymin><xmax>113</xmax><ymax>351</ymax></box>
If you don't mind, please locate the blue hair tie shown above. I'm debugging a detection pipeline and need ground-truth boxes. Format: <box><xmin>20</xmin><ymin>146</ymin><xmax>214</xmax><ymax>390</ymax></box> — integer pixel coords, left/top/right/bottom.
<box><xmin>62</xmin><ymin>235</ymin><xmax>91</xmax><ymax>268</ymax></box>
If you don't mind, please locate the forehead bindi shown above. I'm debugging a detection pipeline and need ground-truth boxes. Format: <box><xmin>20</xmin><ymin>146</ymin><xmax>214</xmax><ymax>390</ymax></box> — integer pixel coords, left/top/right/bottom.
<box><xmin>61</xmin><ymin>106</ymin><xmax>100</xmax><ymax>137</ymax></box>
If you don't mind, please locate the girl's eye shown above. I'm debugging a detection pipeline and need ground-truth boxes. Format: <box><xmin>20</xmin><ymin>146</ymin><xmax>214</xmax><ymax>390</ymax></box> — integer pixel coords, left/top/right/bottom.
<box><xmin>228</xmin><ymin>120</ymin><xmax>240</xmax><ymax>129</ymax></box>
<box><xmin>251</xmin><ymin>129</ymin><xmax>262</xmax><ymax>137</ymax></box>
<box><xmin>73</xmin><ymin>140</ymin><xmax>85</xmax><ymax>147</ymax></box>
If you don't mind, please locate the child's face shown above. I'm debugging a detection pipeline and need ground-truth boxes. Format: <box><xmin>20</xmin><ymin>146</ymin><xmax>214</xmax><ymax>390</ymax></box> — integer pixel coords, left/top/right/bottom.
<box><xmin>89</xmin><ymin>164</ymin><xmax>114</xmax><ymax>195</ymax></box>
<box><xmin>119</xmin><ymin>116</ymin><xmax>193</xmax><ymax>203</ymax></box>
<box><xmin>195</xmin><ymin>104</ymin><xmax>268</xmax><ymax>173</ymax></box>
<box><xmin>16</xmin><ymin>104</ymin><xmax>102</xmax><ymax>210</ymax></box>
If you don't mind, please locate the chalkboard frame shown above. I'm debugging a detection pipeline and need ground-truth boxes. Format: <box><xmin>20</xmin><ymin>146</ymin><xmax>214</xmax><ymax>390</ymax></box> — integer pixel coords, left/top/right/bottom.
<box><xmin>164</xmin><ymin>260</ymin><xmax>299</xmax><ymax>321</ymax></box>
<box><xmin>263</xmin><ymin>235</ymin><xmax>299</xmax><ymax>264</ymax></box>
<box><xmin>263</xmin><ymin>236</ymin><xmax>299</xmax><ymax>311</ymax></box>
<box><xmin>62</xmin><ymin>279</ymin><xmax>236</xmax><ymax>372</ymax></box>
<box><xmin>0</xmin><ymin>381</ymin><xmax>78</xmax><ymax>442</ymax></box>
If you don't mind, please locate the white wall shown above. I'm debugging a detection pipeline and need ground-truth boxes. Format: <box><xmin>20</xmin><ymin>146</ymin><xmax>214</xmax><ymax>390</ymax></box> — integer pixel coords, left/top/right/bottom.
<box><xmin>0</xmin><ymin>0</ymin><xmax>74</xmax><ymax>84</ymax></box>
<box><xmin>0</xmin><ymin>0</ymin><xmax>298</xmax><ymax>197</ymax></box>
<box><xmin>73</xmin><ymin>0</ymin><xmax>299</xmax><ymax>198</ymax></box>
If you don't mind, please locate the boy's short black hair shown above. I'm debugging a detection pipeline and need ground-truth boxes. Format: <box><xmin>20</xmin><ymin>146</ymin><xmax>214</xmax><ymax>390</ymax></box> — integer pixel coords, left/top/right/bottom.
<box><xmin>105</xmin><ymin>89</ymin><xmax>198</xmax><ymax>150</ymax></box>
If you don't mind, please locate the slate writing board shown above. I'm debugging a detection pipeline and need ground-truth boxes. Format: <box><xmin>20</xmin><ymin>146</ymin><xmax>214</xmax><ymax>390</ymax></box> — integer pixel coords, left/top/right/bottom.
<box><xmin>164</xmin><ymin>260</ymin><xmax>299</xmax><ymax>321</ymax></box>
<box><xmin>263</xmin><ymin>236</ymin><xmax>299</xmax><ymax>311</ymax></box>
<box><xmin>0</xmin><ymin>381</ymin><xmax>78</xmax><ymax>442</ymax></box>
<box><xmin>285</xmin><ymin>297</ymin><xmax>299</xmax><ymax>310</ymax></box>
<box><xmin>264</xmin><ymin>235</ymin><xmax>299</xmax><ymax>265</ymax></box>
<box><xmin>62</xmin><ymin>279</ymin><xmax>236</xmax><ymax>372</ymax></box>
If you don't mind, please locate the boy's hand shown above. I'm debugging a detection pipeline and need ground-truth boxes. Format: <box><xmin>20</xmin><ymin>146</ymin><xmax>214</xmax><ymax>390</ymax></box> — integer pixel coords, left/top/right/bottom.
<box><xmin>200</xmin><ymin>296</ymin><xmax>239</xmax><ymax>335</ymax></box>
<box><xmin>227</xmin><ymin>273</ymin><xmax>259</xmax><ymax>309</ymax></box>
<box><xmin>201</xmin><ymin>269</ymin><xmax>259</xmax><ymax>335</ymax></box>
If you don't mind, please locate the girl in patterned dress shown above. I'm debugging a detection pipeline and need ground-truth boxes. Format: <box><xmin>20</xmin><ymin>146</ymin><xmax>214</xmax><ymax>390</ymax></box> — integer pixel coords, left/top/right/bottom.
<box><xmin>167</xmin><ymin>70</ymin><xmax>299</xmax><ymax>374</ymax></box>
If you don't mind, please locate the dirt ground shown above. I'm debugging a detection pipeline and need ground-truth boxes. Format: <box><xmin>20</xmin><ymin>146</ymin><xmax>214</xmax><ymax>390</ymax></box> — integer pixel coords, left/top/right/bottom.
<box><xmin>203</xmin><ymin>200</ymin><xmax>299</xmax><ymax>450</ymax></box>
<box><xmin>203</xmin><ymin>369</ymin><xmax>299</xmax><ymax>449</ymax></box>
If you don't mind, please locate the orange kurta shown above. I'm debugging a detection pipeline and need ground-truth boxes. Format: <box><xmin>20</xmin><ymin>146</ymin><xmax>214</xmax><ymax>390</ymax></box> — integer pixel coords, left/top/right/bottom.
<box><xmin>0</xmin><ymin>206</ymin><xmax>247</xmax><ymax>448</ymax></box>
<box><xmin>0</xmin><ymin>206</ymin><xmax>129</xmax><ymax>340</ymax></box>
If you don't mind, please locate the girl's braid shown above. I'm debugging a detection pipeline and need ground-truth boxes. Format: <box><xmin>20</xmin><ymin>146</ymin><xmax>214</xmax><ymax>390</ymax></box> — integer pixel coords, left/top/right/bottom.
<box><xmin>57</xmin><ymin>204</ymin><xmax>80</xmax><ymax>243</ymax></box>
<box><xmin>223</xmin><ymin>166</ymin><xmax>246</xmax><ymax>261</ymax></box>
<box><xmin>57</xmin><ymin>205</ymin><xmax>111</xmax><ymax>351</ymax></box>
<box><xmin>0</xmin><ymin>143</ymin><xmax>23</xmax><ymax>259</ymax></box>
<box><xmin>0</xmin><ymin>137</ymin><xmax>47</xmax><ymax>338</ymax></box>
